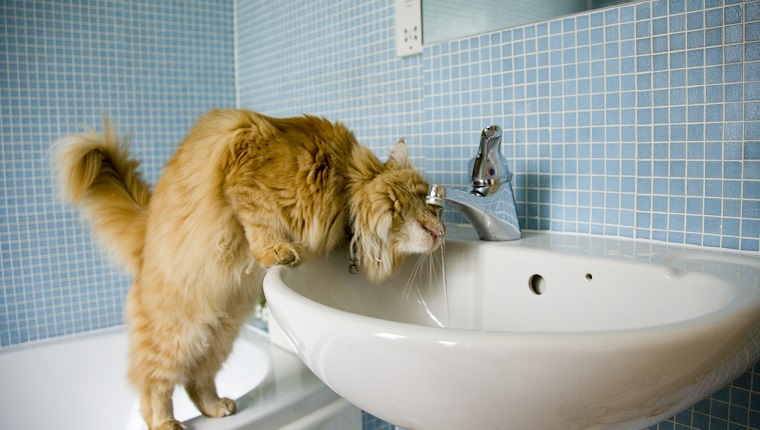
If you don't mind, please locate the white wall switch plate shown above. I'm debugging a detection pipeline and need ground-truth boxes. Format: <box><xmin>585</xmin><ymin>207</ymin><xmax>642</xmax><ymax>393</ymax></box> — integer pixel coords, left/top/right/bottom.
<box><xmin>395</xmin><ymin>0</ymin><xmax>422</xmax><ymax>57</ymax></box>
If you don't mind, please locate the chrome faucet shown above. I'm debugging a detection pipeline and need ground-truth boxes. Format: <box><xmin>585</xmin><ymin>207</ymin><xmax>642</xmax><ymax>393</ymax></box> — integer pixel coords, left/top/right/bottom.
<box><xmin>425</xmin><ymin>125</ymin><xmax>521</xmax><ymax>241</ymax></box>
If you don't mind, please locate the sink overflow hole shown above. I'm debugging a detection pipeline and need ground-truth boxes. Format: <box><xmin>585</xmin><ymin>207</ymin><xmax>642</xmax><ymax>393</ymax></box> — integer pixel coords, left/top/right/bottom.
<box><xmin>585</xmin><ymin>273</ymin><xmax>593</xmax><ymax>281</ymax></box>
<box><xmin>528</xmin><ymin>274</ymin><xmax>546</xmax><ymax>295</ymax></box>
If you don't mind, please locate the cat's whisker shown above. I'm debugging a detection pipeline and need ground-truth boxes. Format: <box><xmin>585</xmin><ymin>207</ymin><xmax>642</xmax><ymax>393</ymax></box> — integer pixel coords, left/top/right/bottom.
<box><xmin>398</xmin><ymin>240</ymin><xmax>450</xmax><ymax>327</ymax></box>
<box><xmin>437</xmin><ymin>240</ymin><xmax>449</xmax><ymax>326</ymax></box>
<box><xmin>419</xmin><ymin>241</ymin><xmax>447</xmax><ymax>326</ymax></box>
<box><xmin>415</xmin><ymin>253</ymin><xmax>430</xmax><ymax>302</ymax></box>
<box><xmin>402</xmin><ymin>252</ymin><xmax>427</xmax><ymax>309</ymax></box>
<box><xmin>410</xmin><ymin>247</ymin><xmax>451</xmax><ymax>328</ymax></box>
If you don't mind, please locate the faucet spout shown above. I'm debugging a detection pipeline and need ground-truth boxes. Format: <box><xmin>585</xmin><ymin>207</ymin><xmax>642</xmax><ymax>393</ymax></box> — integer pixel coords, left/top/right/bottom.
<box><xmin>426</xmin><ymin>183</ymin><xmax>521</xmax><ymax>241</ymax></box>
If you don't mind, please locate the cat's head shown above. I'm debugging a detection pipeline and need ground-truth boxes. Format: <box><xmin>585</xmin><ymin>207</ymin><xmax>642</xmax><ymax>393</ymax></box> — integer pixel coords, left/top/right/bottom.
<box><xmin>349</xmin><ymin>139</ymin><xmax>444</xmax><ymax>282</ymax></box>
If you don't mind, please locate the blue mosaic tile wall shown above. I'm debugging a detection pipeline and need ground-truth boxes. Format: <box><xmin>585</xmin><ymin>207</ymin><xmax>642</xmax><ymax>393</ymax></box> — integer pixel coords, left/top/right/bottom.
<box><xmin>236</xmin><ymin>0</ymin><xmax>759</xmax><ymax>429</ymax></box>
<box><xmin>238</xmin><ymin>0</ymin><xmax>759</xmax><ymax>253</ymax></box>
<box><xmin>1</xmin><ymin>0</ymin><xmax>759</xmax><ymax>429</ymax></box>
<box><xmin>0</xmin><ymin>0</ymin><xmax>236</xmax><ymax>347</ymax></box>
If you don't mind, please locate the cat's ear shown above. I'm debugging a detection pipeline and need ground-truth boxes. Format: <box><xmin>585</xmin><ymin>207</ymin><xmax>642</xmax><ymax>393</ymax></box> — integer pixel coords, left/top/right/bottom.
<box><xmin>387</xmin><ymin>138</ymin><xmax>410</xmax><ymax>168</ymax></box>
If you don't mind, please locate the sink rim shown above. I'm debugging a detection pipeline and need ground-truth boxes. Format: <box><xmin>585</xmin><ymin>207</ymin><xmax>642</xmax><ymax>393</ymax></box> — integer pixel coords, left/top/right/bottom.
<box><xmin>264</xmin><ymin>226</ymin><xmax>760</xmax><ymax>338</ymax></box>
<box><xmin>264</xmin><ymin>234</ymin><xmax>758</xmax><ymax>341</ymax></box>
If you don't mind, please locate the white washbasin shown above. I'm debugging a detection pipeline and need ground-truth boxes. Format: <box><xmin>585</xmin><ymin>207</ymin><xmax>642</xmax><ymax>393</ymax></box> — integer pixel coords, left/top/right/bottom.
<box><xmin>264</xmin><ymin>227</ymin><xmax>760</xmax><ymax>430</ymax></box>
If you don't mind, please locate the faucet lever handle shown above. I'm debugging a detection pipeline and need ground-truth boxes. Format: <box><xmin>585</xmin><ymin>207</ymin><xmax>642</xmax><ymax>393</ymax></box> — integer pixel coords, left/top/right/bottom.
<box><xmin>470</xmin><ymin>125</ymin><xmax>506</xmax><ymax>196</ymax></box>
<box><xmin>479</xmin><ymin>125</ymin><xmax>502</xmax><ymax>154</ymax></box>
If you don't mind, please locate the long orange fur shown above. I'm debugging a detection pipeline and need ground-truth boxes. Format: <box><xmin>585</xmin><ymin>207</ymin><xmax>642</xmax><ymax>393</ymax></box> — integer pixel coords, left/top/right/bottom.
<box><xmin>55</xmin><ymin>109</ymin><xmax>443</xmax><ymax>430</ymax></box>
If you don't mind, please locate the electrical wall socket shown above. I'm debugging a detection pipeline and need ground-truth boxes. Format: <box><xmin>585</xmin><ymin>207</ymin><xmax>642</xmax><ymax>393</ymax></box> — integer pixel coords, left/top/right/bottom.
<box><xmin>395</xmin><ymin>0</ymin><xmax>422</xmax><ymax>57</ymax></box>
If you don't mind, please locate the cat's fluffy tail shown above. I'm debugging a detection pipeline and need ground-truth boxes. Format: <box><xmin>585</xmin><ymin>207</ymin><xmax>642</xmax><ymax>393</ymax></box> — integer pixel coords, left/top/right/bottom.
<box><xmin>54</xmin><ymin>120</ymin><xmax>150</xmax><ymax>275</ymax></box>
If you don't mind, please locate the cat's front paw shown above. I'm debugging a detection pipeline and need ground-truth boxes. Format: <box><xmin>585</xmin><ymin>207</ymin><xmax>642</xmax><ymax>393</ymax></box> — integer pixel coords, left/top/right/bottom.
<box><xmin>273</xmin><ymin>243</ymin><xmax>303</xmax><ymax>266</ymax></box>
<box><xmin>253</xmin><ymin>243</ymin><xmax>303</xmax><ymax>268</ymax></box>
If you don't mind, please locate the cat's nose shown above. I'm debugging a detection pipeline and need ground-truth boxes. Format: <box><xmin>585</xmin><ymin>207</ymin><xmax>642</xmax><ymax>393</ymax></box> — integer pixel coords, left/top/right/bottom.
<box><xmin>434</xmin><ymin>225</ymin><xmax>445</xmax><ymax>239</ymax></box>
<box><xmin>423</xmin><ymin>219</ymin><xmax>445</xmax><ymax>241</ymax></box>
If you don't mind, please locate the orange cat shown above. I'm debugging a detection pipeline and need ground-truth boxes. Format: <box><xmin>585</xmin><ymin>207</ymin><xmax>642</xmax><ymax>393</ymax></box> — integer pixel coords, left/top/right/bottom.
<box><xmin>55</xmin><ymin>109</ymin><xmax>444</xmax><ymax>430</ymax></box>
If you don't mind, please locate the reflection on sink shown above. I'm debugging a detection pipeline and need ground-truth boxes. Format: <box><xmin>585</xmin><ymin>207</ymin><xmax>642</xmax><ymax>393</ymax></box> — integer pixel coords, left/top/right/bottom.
<box><xmin>263</xmin><ymin>227</ymin><xmax>760</xmax><ymax>430</ymax></box>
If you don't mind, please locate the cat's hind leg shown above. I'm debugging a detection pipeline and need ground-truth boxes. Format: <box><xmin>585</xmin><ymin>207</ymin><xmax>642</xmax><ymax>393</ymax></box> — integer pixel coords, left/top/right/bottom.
<box><xmin>139</xmin><ymin>381</ymin><xmax>183</xmax><ymax>430</ymax></box>
<box><xmin>128</xmin><ymin>303</ymin><xmax>190</xmax><ymax>429</ymax></box>
<box><xmin>184</xmin><ymin>320</ymin><xmax>241</xmax><ymax>418</ymax></box>
<box><xmin>129</xmin><ymin>331</ymin><xmax>183</xmax><ymax>429</ymax></box>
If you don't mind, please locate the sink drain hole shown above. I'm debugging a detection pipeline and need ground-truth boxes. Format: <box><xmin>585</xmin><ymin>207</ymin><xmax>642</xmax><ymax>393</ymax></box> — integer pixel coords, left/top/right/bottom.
<box><xmin>528</xmin><ymin>274</ymin><xmax>546</xmax><ymax>295</ymax></box>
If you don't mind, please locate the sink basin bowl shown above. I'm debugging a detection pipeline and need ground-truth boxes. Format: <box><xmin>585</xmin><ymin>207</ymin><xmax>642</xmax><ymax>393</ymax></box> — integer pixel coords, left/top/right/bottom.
<box><xmin>263</xmin><ymin>228</ymin><xmax>760</xmax><ymax>430</ymax></box>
